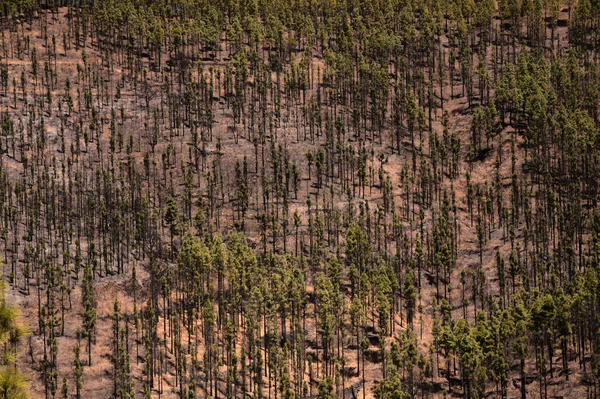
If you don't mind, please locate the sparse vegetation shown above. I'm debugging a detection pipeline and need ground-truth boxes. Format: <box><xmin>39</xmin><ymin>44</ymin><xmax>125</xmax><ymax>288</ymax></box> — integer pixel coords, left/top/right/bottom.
<box><xmin>0</xmin><ymin>0</ymin><xmax>598</xmax><ymax>398</ymax></box>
